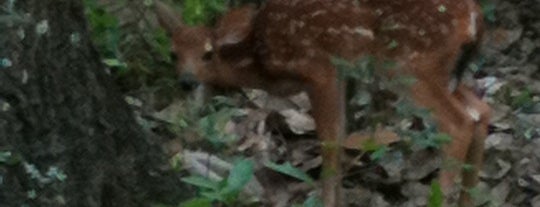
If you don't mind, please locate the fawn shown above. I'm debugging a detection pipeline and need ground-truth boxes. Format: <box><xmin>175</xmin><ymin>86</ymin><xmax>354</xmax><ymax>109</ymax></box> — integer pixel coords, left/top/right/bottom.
<box><xmin>155</xmin><ymin>0</ymin><xmax>491</xmax><ymax>206</ymax></box>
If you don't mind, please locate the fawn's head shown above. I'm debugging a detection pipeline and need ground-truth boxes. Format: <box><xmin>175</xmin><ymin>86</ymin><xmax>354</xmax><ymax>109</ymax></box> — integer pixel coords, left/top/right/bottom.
<box><xmin>154</xmin><ymin>1</ymin><xmax>257</xmax><ymax>89</ymax></box>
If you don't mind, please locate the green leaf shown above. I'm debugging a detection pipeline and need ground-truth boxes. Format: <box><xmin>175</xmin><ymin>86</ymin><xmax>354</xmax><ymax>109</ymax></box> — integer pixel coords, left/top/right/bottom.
<box><xmin>179</xmin><ymin>198</ymin><xmax>213</xmax><ymax>207</ymax></box>
<box><xmin>27</xmin><ymin>190</ymin><xmax>37</xmax><ymax>199</ymax></box>
<box><xmin>523</xmin><ymin>127</ymin><xmax>535</xmax><ymax>140</ymax></box>
<box><xmin>183</xmin><ymin>0</ymin><xmax>205</xmax><ymax>25</ymax></box>
<box><xmin>437</xmin><ymin>5</ymin><xmax>447</xmax><ymax>13</ymax></box>
<box><xmin>198</xmin><ymin>107</ymin><xmax>240</xmax><ymax>147</ymax></box>
<box><xmin>512</xmin><ymin>89</ymin><xmax>534</xmax><ymax>112</ymax></box>
<box><xmin>152</xmin><ymin>29</ymin><xmax>172</xmax><ymax>61</ymax></box>
<box><xmin>264</xmin><ymin>161</ymin><xmax>314</xmax><ymax>184</ymax></box>
<box><xmin>462</xmin><ymin>163</ymin><xmax>474</xmax><ymax>172</ymax></box>
<box><xmin>222</xmin><ymin>159</ymin><xmax>254</xmax><ymax>194</ymax></box>
<box><xmin>431</xmin><ymin>133</ymin><xmax>452</xmax><ymax>147</ymax></box>
<box><xmin>387</xmin><ymin>39</ymin><xmax>399</xmax><ymax>49</ymax></box>
<box><xmin>428</xmin><ymin>181</ymin><xmax>443</xmax><ymax>207</ymax></box>
<box><xmin>369</xmin><ymin>146</ymin><xmax>388</xmax><ymax>161</ymax></box>
<box><xmin>480</xmin><ymin>0</ymin><xmax>496</xmax><ymax>22</ymax></box>
<box><xmin>200</xmin><ymin>191</ymin><xmax>225</xmax><ymax>202</ymax></box>
<box><xmin>46</xmin><ymin>167</ymin><xmax>67</xmax><ymax>182</ymax></box>
<box><xmin>170</xmin><ymin>153</ymin><xmax>183</xmax><ymax>171</ymax></box>
<box><xmin>0</xmin><ymin>151</ymin><xmax>11</xmax><ymax>163</ymax></box>
<box><xmin>351</xmin><ymin>90</ymin><xmax>372</xmax><ymax>106</ymax></box>
<box><xmin>181</xmin><ymin>176</ymin><xmax>219</xmax><ymax>190</ymax></box>
<box><xmin>361</xmin><ymin>139</ymin><xmax>383</xmax><ymax>152</ymax></box>
<box><xmin>303</xmin><ymin>194</ymin><xmax>323</xmax><ymax>207</ymax></box>
<box><xmin>102</xmin><ymin>58</ymin><xmax>127</xmax><ymax>68</ymax></box>
<box><xmin>182</xmin><ymin>0</ymin><xmax>226</xmax><ymax>25</ymax></box>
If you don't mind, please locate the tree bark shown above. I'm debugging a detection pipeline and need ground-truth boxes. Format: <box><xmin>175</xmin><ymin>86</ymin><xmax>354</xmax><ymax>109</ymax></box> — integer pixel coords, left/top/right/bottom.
<box><xmin>0</xmin><ymin>1</ymin><xmax>179</xmax><ymax>206</ymax></box>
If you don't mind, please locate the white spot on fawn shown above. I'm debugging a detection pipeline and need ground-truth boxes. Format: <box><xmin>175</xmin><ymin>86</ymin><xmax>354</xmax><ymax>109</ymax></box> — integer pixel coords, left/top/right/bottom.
<box><xmin>418</xmin><ymin>29</ymin><xmax>426</xmax><ymax>36</ymax></box>
<box><xmin>272</xmin><ymin>59</ymin><xmax>284</xmax><ymax>66</ymax></box>
<box><xmin>204</xmin><ymin>41</ymin><xmax>213</xmax><ymax>51</ymax></box>
<box><xmin>301</xmin><ymin>39</ymin><xmax>311</xmax><ymax>46</ymax></box>
<box><xmin>307</xmin><ymin>49</ymin><xmax>316</xmax><ymax>57</ymax></box>
<box><xmin>468</xmin><ymin>12</ymin><xmax>478</xmax><ymax>40</ymax></box>
<box><xmin>448</xmin><ymin>77</ymin><xmax>458</xmax><ymax>92</ymax></box>
<box><xmin>408</xmin><ymin>52</ymin><xmax>419</xmax><ymax>60</ymax></box>
<box><xmin>327</xmin><ymin>27</ymin><xmax>340</xmax><ymax>34</ymax></box>
<box><xmin>311</xmin><ymin>10</ymin><xmax>327</xmax><ymax>18</ymax></box>
<box><xmin>354</xmin><ymin>27</ymin><xmax>374</xmax><ymax>39</ymax></box>
<box><xmin>466</xmin><ymin>106</ymin><xmax>481</xmax><ymax>122</ymax></box>
<box><xmin>236</xmin><ymin>58</ymin><xmax>253</xmax><ymax>67</ymax></box>
<box><xmin>289</xmin><ymin>20</ymin><xmax>305</xmax><ymax>34</ymax></box>
<box><xmin>291</xmin><ymin>0</ymin><xmax>302</xmax><ymax>6</ymax></box>
<box><xmin>439</xmin><ymin>24</ymin><xmax>450</xmax><ymax>34</ymax></box>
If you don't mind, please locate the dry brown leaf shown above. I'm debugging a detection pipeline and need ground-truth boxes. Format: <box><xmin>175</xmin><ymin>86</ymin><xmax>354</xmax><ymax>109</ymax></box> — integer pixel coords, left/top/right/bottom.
<box><xmin>246</xmin><ymin>89</ymin><xmax>296</xmax><ymax>111</ymax></box>
<box><xmin>153</xmin><ymin>99</ymin><xmax>186</xmax><ymax>124</ymax></box>
<box><xmin>279</xmin><ymin>109</ymin><xmax>316</xmax><ymax>134</ymax></box>
<box><xmin>287</xmin><ymin>92</ymin><xmax>311</xmax><ymax>111</ymax></box>
<box><xmin>343</xmin><ymin>127</ymin><xmax>400</xmax><ymax>150</ymax></box>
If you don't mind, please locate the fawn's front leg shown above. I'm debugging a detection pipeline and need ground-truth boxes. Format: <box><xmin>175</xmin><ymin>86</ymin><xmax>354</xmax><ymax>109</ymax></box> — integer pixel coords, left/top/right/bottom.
<box><xmin>305</xmin><ymin>64</ymin><xmax>346</xmax><ymax>207</ymax></box>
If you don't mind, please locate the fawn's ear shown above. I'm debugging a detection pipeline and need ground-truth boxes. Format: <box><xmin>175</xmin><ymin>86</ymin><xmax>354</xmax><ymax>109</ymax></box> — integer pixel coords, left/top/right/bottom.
<box><xmin>154</xmin><ymin>0</ymin><xmax>183</xmax><ymax>35</ymax></box>
<box><xmin>215</xmin><ymin>5</ymin><xmax>257</xmax><ymax>47</ymax></box>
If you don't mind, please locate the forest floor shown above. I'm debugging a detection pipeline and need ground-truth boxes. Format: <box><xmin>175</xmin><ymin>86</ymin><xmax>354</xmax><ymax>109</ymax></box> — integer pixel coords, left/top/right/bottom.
<box><xmin>90</xmin><ymin>0</ymin><xmax>540</xmax><ymax>206</ymax></box>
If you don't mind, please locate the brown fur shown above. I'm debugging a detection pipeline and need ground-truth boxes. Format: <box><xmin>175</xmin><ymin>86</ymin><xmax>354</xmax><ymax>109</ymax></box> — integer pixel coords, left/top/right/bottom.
<box><xmin>156</xmin><ymin>0</ymin><xmax>490</xmax><ymax>206</ymax></box>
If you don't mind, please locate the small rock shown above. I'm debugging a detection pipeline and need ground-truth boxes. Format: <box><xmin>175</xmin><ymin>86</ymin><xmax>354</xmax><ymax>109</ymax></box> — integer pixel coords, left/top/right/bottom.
<box><xmin>490</xmin><ymin>179</ymin><xmax>511</xmax><ymax>206</ymax></box>
<box><xmin>485</xmin><ymin>133</ymin><xmax>515</xmax><ymax>151</ymax></box>
<box><xmin>403</xmin><ymin>150</ymin><xmax>441</xmax><ymax>180</ymax></box>
<box><xmin>481</xmin><ymin>158</ymin><xmax>512</xmax><ymax>180</ymax></box>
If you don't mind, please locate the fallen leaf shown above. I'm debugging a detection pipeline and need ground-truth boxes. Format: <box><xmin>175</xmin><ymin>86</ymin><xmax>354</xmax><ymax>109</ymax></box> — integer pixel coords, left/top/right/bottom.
<box><xmin>279</xmin><ymin>109</ymin><xmax>316</xmax><ymax>134</ymax></box>
<box><xmin>343</xmin><ymin>127</ymin><xmax>400</xmax><ymax>150</ymax></box>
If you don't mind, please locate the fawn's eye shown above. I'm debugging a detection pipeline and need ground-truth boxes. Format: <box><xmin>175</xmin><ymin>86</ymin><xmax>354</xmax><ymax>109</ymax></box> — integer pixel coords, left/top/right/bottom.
<box><xmin>202</xmin><ymin>51</ymin><xmax>213</xmax><ymax>61</ymax></box>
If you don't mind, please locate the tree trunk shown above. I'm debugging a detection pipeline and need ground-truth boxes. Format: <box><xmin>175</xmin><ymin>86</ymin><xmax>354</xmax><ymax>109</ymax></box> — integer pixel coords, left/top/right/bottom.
<box><xmin>0</xmin><ymin>1</ymin><xmax>180</xmax><ymax>206</ymax></box>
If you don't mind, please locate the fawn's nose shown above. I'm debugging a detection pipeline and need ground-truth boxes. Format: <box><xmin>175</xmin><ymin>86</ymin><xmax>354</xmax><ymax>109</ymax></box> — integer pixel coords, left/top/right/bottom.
<box><xmin>178</xmin><ymin>73</ymin><xmax>200</xmax><ymax>91</ymax></box>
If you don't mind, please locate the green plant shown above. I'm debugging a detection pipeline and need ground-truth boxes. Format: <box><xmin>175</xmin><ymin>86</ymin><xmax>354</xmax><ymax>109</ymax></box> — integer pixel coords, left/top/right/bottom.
<box><xmin>300</xmin><ymin>194</ymin><xmax>324</xmax><ymax>207</ymax></box>
<box><xmin>428</xmin><ymin>181</ymin><xmax>443</xmax><ymax>207</ymax></box>
<box><xmin>394</xmin><ymin>97</ymin><xmax>453</xmax><ymax>150</ymax></box>
<box><xmin>264</xmin><ymin>161</ymin><xmax>314</xmax><ymax>184</ymax></box>
<box><xmin>511</xmin><ymin>88</ymin><xmax>535</xmax><ymax>112</ymax></box>
<box><xmin>480</xmin><ymin>0</ymin><xmax>496</xmax><ymax>22</ymax></box>
<box><xmin>84</xmin><ymin>0</ymin><xmax>124</xmax><ymax>70</ymax></box>
<box><xmin>361</xmin><ymin>139</ymin><xmax>389</xmax><ymax>160</ymax></box>
<box><xmin>0</xmin><ymin>151</ymin><xmax>12</xmax><ymax>163</ymax></box>
<box><xmin>197</xmin><ymin>106</ymin><xmax>241</xmax><ymax>147</ymax></box>
<box><xmin>334</xmin><ymin>56</ymin><xmax>451</xmax><ymax>151</ymax></box>
<box><xmin>172</xmin><ymin>95</ymin><xmax>243</xmax><ymax>148</ymax></box>
<box><xmin>180</xmin><ymin>159</ymin><xmax>255</xmax><ymax>206</ymax></box>
<box><xmin>265</xmin><ymin>162</ymin><xmax>321</xmax><ymax>207</ymax></box>
<box><xmin>182</xmin><ymin>0</ymin><xmax>227</xmax><ymax>26</ymax></box>
<box><xmin>84</xmin><ymin>0</ymin><xmax>178</xmax><ymax>92</ymax></box>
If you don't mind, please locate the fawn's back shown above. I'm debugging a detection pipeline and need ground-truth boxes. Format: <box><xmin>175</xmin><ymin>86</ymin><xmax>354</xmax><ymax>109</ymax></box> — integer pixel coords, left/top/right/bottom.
<box><xmin>255</xmin><ymin>0</ymin><xmax>482</xmax><ymax>89</ymax></box>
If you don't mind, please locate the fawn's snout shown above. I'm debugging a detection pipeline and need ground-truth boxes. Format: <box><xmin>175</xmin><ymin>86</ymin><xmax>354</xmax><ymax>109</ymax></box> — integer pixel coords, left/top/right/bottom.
<box><xmin>178</xmin><ymin>72</ymin><xmax>200</xmax><ymax>91</ymax></box>
<box><xmin>176</xmin><ymin>58</ymin><xmax>201</xmax><ymax>90</ymax></box>
<box><xmin>169</xmin><ymin>51</ymin><xmax>203</xmax><ymax>90</ymax></box>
